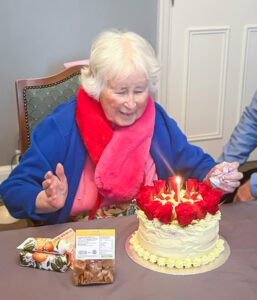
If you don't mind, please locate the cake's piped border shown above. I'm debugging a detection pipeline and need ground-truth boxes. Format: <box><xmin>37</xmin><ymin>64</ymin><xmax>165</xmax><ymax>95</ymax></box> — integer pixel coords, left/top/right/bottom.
<box><xmin>130</xmin><ymin>232</ymin><xmax>225</xmax><ymax>269</ymax></box>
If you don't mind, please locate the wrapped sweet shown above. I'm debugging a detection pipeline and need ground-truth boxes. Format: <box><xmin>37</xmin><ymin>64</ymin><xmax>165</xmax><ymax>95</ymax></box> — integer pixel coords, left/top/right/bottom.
<box><xmin>19</xmin><ymin>251</ymin><xmax>70</xmax><ymax>272</ymax></box>
<box><xmin>17</xmin><ymin>235</ymin><xmax>73</xmax><ymax>272</ymax></box>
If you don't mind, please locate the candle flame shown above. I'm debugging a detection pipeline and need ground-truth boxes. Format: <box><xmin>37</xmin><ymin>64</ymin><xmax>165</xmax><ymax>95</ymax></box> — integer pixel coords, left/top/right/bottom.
<box><xmin>175</xmin><ymin>176</ymin><xmax>181</xmax><ymax>185</ymax></box>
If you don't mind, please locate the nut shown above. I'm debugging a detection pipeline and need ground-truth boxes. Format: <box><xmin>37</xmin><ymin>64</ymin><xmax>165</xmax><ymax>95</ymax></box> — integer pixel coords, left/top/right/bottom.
<box><xmin>103</xmin><ymin>270</ymin><xmax>114</xmax><ymax>283</ymax></box>
<box><xmin>73</xmin><ymin>259</ymin><xmax>114</xmax><ymax>285</ymax></box>
<box><xmin>96</xmin><ymin>271</ymin><xmax>104</xmax><ymax>281</ymax></box>
<box><xmin>83</xmin><ymin>270</ymin><xmax>94</xmax><ymax>283</ymax></box>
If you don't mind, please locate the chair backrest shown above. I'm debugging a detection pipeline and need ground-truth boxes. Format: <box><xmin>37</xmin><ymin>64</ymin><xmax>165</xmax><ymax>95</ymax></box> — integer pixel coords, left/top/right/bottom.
<box><xmin>15</xmin><ymin>65</ymin><xmax>85</xmax><ymax>154</ymax></box>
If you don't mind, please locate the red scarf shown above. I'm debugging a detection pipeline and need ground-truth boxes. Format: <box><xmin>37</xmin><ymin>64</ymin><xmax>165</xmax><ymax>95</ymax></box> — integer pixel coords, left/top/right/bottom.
<box><xmin>75</xmin><ymin>87</ymin><xmax>155</xmax><ymax>218</ymax></box>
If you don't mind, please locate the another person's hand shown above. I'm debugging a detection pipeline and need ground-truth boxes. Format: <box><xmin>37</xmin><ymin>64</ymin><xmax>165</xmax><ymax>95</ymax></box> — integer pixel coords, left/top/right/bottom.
<box><xmin>35</xmin><ymin>163</ymin><xmax>68</xmax><ymax>213</ymax></box>
<box><xmin>207</xmin><ymin>161</ymin><xmax>243</xmax><ymax>193</ymax></box>
<box><xmin>233</xmin><ymin>179</ymin><xmax>255</xmax><ymax>202</ymax></box>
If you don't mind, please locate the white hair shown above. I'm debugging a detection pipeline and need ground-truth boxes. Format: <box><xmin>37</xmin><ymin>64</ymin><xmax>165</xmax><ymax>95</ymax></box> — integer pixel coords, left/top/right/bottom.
<box><xmin>80</xmin><ymin>30</ymin><xmax>160</xmax><ymax>100</ymax></box>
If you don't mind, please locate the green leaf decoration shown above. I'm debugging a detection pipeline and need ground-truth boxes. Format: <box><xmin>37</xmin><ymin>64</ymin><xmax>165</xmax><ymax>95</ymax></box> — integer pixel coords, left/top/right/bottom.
<box><xmin>23</xmin><ymin>241</ymin><xmax>35</xmax><ymax>252</ymax></box>
<box><xmin>51</xmin><ymin>263</ymin><xmax>60</xmax><ymax>272</ymax></box>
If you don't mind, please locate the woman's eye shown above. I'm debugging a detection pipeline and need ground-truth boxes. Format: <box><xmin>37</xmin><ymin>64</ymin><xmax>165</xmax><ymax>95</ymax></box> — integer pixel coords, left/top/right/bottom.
<box><xmin>115</xmin><ymin>91</ymin><xmax>126</xmax><ymax>95</ymax></box>
<box><xmin>134</xmin><ymin>90</ymin><xmax>143</xmax><ymax>94</ymax></box>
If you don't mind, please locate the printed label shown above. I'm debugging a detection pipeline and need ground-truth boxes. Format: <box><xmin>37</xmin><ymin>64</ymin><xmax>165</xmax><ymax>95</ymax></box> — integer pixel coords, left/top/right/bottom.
<box><xmin>75</xmin><ymin>229</ymin><xmax>115</xmax><ymax>260</ymax></box>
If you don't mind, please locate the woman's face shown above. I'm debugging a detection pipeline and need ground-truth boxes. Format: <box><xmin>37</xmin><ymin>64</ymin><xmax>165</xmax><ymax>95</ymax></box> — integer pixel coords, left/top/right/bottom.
<box><xmin>99</xmin><ymin>72</ymin><xmax>149</xmax><ymax>126</ymax></box>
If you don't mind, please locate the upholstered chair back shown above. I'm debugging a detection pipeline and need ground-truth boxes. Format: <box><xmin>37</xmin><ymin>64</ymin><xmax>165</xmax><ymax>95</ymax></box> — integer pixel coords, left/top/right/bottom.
<box><xmin>16</xmin><ymin>65</ymin><xmax>84</xmax><ymax>154</ymax></box>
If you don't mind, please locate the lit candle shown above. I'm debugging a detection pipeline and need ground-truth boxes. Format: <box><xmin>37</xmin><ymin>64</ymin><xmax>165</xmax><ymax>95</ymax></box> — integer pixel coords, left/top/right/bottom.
<box><xmin>175</xmin><ymin>176</ymin><xmax>181</xmax><ymax>202</ymax></box>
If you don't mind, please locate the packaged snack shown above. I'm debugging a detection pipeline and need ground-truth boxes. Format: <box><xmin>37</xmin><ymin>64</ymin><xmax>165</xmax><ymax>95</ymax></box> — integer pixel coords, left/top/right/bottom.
<box><xmin>73</xmin><ymin>229</ymin><xmax>115</xmax><ymax>285</ymax></box>
<box><xmin>73</xmin><ymin>259</ymin><xmax>114</xmax><ymax>285</ymax></box>
<box><xmin>19</xmin><ymin>251</ymin><xmax>69</xmax><ymax>272</ymax></box>
<box><xmin>17</xmin><ymin>229</ymin><xmax>75</xmax><ymax>272</ymax></box>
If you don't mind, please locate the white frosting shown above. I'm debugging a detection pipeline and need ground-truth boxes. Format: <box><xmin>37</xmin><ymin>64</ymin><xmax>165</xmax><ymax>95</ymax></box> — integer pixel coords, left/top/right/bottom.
<box><xmin>136</xmin><ymin>210</ymin><xmax>221</xmax><ymax>260</ymax></box>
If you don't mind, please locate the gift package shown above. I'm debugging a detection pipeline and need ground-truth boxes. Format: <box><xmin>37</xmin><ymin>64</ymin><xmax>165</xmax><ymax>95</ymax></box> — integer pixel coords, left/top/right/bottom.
<box><xmin>17</xmin><ymin>227</ymin><xmax>116</xmax><ymax>285</ymax></box>
<box><xmin>17</xmin><ymin>229</ymin><xmax>75</xmax><ymax>272</ymax></box>
<box><xmin>73</xmin><ymin>229</ymin><xmax>115</xmax><ymax>285</ymax></box>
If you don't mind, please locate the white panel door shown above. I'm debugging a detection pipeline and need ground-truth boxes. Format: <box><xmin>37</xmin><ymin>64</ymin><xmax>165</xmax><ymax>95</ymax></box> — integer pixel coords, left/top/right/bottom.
<box><xmin>157</xmin><ymin>0</ymin><xmax>257</xmax><ymax>160</ymax></box>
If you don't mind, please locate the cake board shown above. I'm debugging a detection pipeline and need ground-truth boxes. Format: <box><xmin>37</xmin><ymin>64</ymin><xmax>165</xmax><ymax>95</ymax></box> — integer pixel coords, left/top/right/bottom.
<box><xmin>125</xmin><ymin>232</ymin><xmax>231</xmax><ymax>275</ymax></box>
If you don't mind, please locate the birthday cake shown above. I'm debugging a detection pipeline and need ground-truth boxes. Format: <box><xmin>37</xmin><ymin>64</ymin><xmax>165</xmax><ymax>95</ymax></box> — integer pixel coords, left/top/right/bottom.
<box><xmin>130</xmin><ymin>177</ymin><xmax>225</xmax><ymax>269</ymax></box>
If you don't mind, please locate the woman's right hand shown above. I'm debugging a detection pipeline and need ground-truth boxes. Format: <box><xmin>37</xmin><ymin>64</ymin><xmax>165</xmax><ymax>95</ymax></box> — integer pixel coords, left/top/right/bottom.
<box><xmin>35</xmin><ymin>163</ymin><xmax>68</xmax><ymax>213</ymax></box>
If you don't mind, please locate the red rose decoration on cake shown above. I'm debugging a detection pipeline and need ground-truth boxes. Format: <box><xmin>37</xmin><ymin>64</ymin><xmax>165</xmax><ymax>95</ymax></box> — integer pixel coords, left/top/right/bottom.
<box><xmin>175</xmin><ymin>202</ymin><xmax>197</xmax><ymax>226</ymax></box>
<box><xmin>144</xmin><ymin>200</ymin><xmax>162</xmax><ymax>220</ymax></box>
<box><xmin>136</xmin><ymin>177</ymin><xmax>222</xmax><ymax>226</ymax></box>
<box><xmin>186</xmin><ymin>178</ymin><xmax>198</xmax><ymax>192</ymax></box>
<box><xmin>154</xmin><ymin>202</ymin><xmax>173</xmax><ymax>224</ymax></box>
<box><xmin>153</xmin><ymin>179</ymin><xmax>167</xmax><ymax>194</ymax></box>
<box><xmin>197</xmin><ymin>181</ymin><xmax>212</xmax><ymax>194</ymax></box>
<box><xmin>136</xmin><ymin>185</ymin><xmax>155</xmax><ymax>210</ymax></box>
<box><xmin>192</xmin><ymin>200</ymin><xmax>207</xmax><ymax>220</ymax></box>
<box><xmin>204</xmin><ymin>189</ymin><xmax>223</xmax><ymax>215</ymax></box>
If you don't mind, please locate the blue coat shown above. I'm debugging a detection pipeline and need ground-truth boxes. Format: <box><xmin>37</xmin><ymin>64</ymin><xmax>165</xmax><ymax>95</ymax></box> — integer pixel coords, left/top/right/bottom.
<box><xmin>0</xmin><ymin>98</ymin><xmax>216</xmax><ymax>224</ymax></box>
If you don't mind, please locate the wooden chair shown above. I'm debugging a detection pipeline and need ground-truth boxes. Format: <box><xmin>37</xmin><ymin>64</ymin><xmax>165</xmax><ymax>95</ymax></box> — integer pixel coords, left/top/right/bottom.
<box><xmin>15</xmin><ymin>65</ymin><xmax>85</xmax><ymax>154</ymax></box>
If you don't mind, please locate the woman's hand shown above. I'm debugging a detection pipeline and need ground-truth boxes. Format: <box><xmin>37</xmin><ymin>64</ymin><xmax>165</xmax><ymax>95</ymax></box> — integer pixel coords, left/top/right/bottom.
<box><xmin>35</xmin><ymin>163</ymin><xmax>68</xmax><ymax>213</ymax></box>
<box><xmin>233</xmin><ymin>179</ymin><xmax>255</xmax><ymax>202</ymax></box>
<box><xmin>207</xmin><ymin>161</ymin><xmax>243</xmax><ymax>193</ymax></box>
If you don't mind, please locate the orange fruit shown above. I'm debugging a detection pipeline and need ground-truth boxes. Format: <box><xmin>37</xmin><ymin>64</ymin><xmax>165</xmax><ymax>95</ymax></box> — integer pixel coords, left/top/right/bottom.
<box><xmin>32</xmin><ymin>252</ymin><xmax>48</xmax><ymax>263</ymax></box>
<box><xmin>43</xmin><ymin>241</ymin><xmax>54</xmax><ymax>252</ymax></box>
<box><xmin>35</xmin><ymin>238</ymin><xmax>46</xmax><ymax>251</ymax></box>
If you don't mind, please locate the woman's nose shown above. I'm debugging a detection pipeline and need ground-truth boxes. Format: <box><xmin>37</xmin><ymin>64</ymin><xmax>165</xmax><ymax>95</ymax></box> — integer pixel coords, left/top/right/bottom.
<box><xmin>124</xmin><ymin>94</ymin><xmax>136</xmax><ymax>109</ymax></box>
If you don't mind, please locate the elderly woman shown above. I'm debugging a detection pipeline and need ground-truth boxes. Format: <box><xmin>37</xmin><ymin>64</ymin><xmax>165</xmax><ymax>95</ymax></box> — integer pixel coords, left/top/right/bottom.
<box><xmin>0</xmin><ymin>30</ymin><xmax>242</xmax><ymax>224</ymax></box>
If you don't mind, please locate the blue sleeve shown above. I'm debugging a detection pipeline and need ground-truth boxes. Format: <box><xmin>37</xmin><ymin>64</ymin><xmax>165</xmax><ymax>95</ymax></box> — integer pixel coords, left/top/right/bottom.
<box><xmin>250</xmin><ymin>172</ymin><xmax>257</xmax><ymax>198</ymax></box>
<box><xmin>218</xmin><ymin>90</ymin><xmax>257</xmax><ymax>164</ymax></box>
<box><xmin>0</xmin><ymin>114</ymin><xmax>67</xmax><ymax>221</ymax></box>
<box><xmin>152</xmin><ymin>103</ymin><xmax>217</xmax><ymax>181</ymax></box>
<box><xmin>171</xmin><ymin>124</ymin><xmax>216</xmax><ymax>181</ymax></box>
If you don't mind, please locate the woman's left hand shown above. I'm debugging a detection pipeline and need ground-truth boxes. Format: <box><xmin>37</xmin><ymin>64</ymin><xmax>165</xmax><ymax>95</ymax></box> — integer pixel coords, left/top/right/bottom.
<box><xmin>206</xmin><ymin>161</ymin><xmax>243</xmax><ymax>193</ymax></box>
